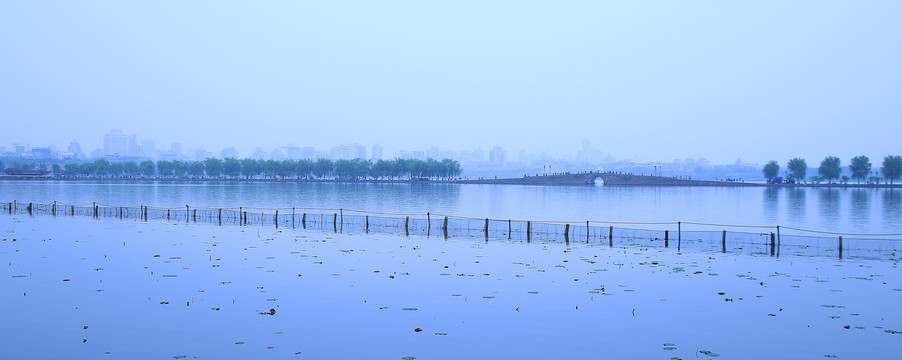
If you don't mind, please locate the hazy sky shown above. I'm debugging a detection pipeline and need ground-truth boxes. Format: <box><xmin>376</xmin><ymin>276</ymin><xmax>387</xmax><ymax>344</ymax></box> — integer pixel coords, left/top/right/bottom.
<box><xmin>2</xmin><ymin>1</ymin><xmax>900</xmax><ymax>164</ymax></box>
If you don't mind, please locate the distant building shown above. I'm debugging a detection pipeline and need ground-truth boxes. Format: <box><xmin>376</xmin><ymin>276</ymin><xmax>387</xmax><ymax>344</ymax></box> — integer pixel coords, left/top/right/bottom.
<box><xmin>220</xmin><ymin>147</ymin><xmax>239</xmax><ymax>159</ymax></box>
<box><xmin>427</xmin><ymin>146</ymin><xmax>440</xmax><ymax>160</ymax></box>
<box><xmin>252</xmin><ymin>148</ymin><xmax>267</xmax><ymax>160</ymax></box>
<box><xmin>331</xmin><ymin>144</ymin><xmax>366</xmax><ymax>160</ymax></box>
<box><xmin>270</xmin><ymin>148</ymin><xmax>285</xmax><ymax>161</ymax></box>
<box><xmin>103</xmin><ymin>130</ymin><xmax>129</xmax><ymax>156</ymax></box>
<box><xmin>68</xmin><ymin>141</ymin><xmax>83</xmax><ymax>158</ymax></box>
<box><xmin>285</xmin><ymin>146</ymin><xmax>302</xmax><ymax>160</ymax></box>
<box><xmin>169</xmin><ymin>142</ymin><xmax>182</xmax><ymax>156</ymax></box>
<box><xmin>489</xmin><ymin>146</ymin><xmax>506</xmax><ymax>167</ymax></box>
<box><xmin>194</xmin><ymin>150</ymin><xmax>213</xmax><ymax>161</ymax></box>
<box><xmin>301</xmin><ymin>147</ymin><xmax>315</xmax><ymax>160</ymax></box>
<box><xmin>371</xmin><ymin>144</ymin><xmax>383</xmax><ymax>161</ymax></box>
<box><xmin>141</xmin><ymin>140</ymin><xmax>156</xmax><ymax>157</ymax></box>
<box><xmin>14</xmin><ymin>144</ymin><xmax>28</xmax><ymax>156</ymax></box>
<box><xmin>31</xmin><ymin>147</ymin><xmax>55</xmax><ymax>158</ymax></box>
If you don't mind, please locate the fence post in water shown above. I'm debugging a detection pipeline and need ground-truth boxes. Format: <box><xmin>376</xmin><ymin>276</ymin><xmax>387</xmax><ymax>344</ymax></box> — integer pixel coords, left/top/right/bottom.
<box><xmin>769</xmin><ymin>233</ymin><xmax>776</xmax><ymax>256</ymax></box>
<box><xmin>586</xmin><ymin>221</ymin><xmax>590</xmax><ymax>243</ymax></box>
<box><xmin>93</xmin><ymin>202</ymin><xmax>97</xmax><ymax>219</ymax></box>
<box><xmin>339</xmin><ymin>209</ymin><xmax>343</xmax><ymax>232</ymax></box>
<box><xmin>722</xmin><ymin>230</ymin><xmax>727</xmax><ymax>253</ymax></box>
<box><xmin>144</xmin><ymin>206</ymin><xmax>148</xmax><ymax>222</ymax></box>
<box><xmin>405</xmin><ymin>216</ymin><xmax>409</xmax><ymax>236</ymax></box>
<box><xmin>167</xmin><ymin>209</ymin><xmax>171</xmax><ymax>221</ymax></box>
<box><xmin>291</xmin><ymin>208</ymin><xmax>295</xmax><ymax>229</ymax></box>
<box><xmin>71</xmin><ymin>205</ymin><xmax>75</xmax><ymax>217</ymax></box>
<box><xmin>609</xmin><ymin>226</ymin><xmax>614</xmax><ymax>247</ymax></box>
<box><xmin>275</xmin><ymin>210</ymin><xmax>279</xmax><ymax>228</ymax></box>
<box><xmin>218</xmin><ymin>209</ymin><xmax>222</xmax><ymax>226</ymax></box>
<box><xmin>443</xmin><ymin>217</ymin><xmax>449</xmax><ymax>239</ymax></box>
<box><xmin>526</xmin><ymin>221</ymin><xmax>532</xmax><ymax>242</ymax></box>
<box><xmin>838</xmin><ymin>236</ymin><xmax>843</xmax><ymax>259</ymax></box>
<box><xmin>664</xmin><ymin>230</ymin><xmax>669</xmax><ymax>247</ymax></box>
<box><xmin>186</xmin><ymin>205</ymin><xmax>189</xmax><ymax>222</ymax></box>
<box><xmin>776</xmin><ymin>226</ymin><xmax>781</xmax><ymax>254</ymax></box>
<box><xmin>677</xmin><ymin>221</ymin><xmax>682</xmax><ymax>250</ymax></box>
<box><xmin>564</xmin><ymin>223</ymin><xmax>570</xmax><ymax>243</ymax></box>
<box><xmin>427</xmin><ymin>212</ymin><xmax>431</xmax><ymax>237</ymax></box>
<box><xmin>28</xmin><ymin>202</ymin><xmax>32</xmax><ymax>216</ymax></box>
<box><xmin>484</xmin><ymin>218</ymin><xmax>490</xmax><ymax>240</ymax></box>
<box><xmin>333</xmin><ymin>213</ymin><xmax>338</xmax><ymax>233</ymax></box>
<box><xmin>302</xmin><ymin>213</ymin><xmax>307</xmax><ymax>229</ymax></box>
<box><xmin>365</xmin><ymin>215</ymin><xmax>369</xmax><ymax>233</ymax></box>
<box><xmin>52</xmin><ymin>201</ymin><xmax>56</xmax><ymax>216</ymax></box>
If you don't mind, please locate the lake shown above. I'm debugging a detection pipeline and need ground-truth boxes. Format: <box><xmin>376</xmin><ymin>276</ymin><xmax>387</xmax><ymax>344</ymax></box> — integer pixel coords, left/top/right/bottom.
<box><xmin>1</xmin><ymin>181</ymin><xmax>901</xmax><ymax>359</ymax></box>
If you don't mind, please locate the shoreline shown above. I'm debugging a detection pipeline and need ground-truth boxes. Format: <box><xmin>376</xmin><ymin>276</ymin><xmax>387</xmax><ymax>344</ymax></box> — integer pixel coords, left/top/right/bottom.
<box><xmin>1</xmin><ymin>175</ymin><xmax>900</xmax><ymax>188</ymax></box>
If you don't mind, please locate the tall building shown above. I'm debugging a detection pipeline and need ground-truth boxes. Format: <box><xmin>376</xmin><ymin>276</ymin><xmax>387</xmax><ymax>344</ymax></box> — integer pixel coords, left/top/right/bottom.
<box><xmin>141</xmin><ymin>140</ymin><xmax>156</xmax><ymax>156</ymax></box>
<box><xmin>371</xmin><ymin>144</ymin><xmax>383</xmax><ymax>161</ymax></box>
<box><xmin>285</xmin><ymin>146</ymin><xmax>302</xmax><ymax>160</ymax></box>
<box><xmin>301</xmin><ymin>147</ymin><xmax>315</xmax><ymax>160</ymax></box>
<box><xmin>489</xmin><ymin>146</ymin><xmax>506</xmax><ymax>167</ymax></box>
<box><xmin>68</xmin><ymin>141</ymin><xmax>83</xmax><ymax>158</ymax></box>
<box><xmin>427</xmin><ymin>146</ymin><xmax>440</xmax><ymax>160</ymax></box>
<box><xmin>169</xmin><ymin>142</ymin><xmax>182</xmax><ymax>156</ymax></box>
<box><xmin>103</xmin><ymin>130</ymin><xmax>129</xmax><ymax>156</ymax></box>
<box><xmin>331</xmin><ymin>144</ymin><xmax>366</xmax><ymax>160</ymax></box>
<box><xmin>221</xmin><ymin>147</ymin><xmax>239</xmax><ymax>159</ymax></box>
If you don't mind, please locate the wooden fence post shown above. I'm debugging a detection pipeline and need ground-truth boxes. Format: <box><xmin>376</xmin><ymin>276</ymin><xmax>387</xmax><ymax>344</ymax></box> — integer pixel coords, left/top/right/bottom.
<box><xmin>838</xmin><ymin>236</ymin><xmax>843</xmax><ymax>259</ymax></box>
<box><xmin>526</xmin><ymin>221</ymin><xmax>532</xmax><ymax>242</ymax></box>
<box><xmin>275</xmin><ymin>210</ymin><xmax>279</xmax><ymax>228</ymax></box>
<box><xmin>677</xmin><ymin>221</ymin><xmax>682</xmax><ymax>250</ymax></box>
<box><xmin>28</xmin><ymin>203</ymin><xmax>32</xmax><ymax>216</ymax></box>
<box><xmin>186</xmin><ymin>205</ymin><xmax>189</xmax><ymax>222</ymax></box>
<box><xmin>52</xmin><ymin>201</ymin><xmax>56</xmax><ymax>216</ymax></box>
<box><xmin>443</xmin><ymin>216</ymin><xmax>449</xmax><ymax>239</ymax></box>
<box><xmin>484</xmin><ymin>218</ymin><xmax>490</xmax><ymax>240</ymax></box>
<box><xmin>427</xmin><ymin>212</ymin><xmax>431</xmax><ymax>237</ymax></box>
<box><xmin>405</xmin><ymin>216</ymin><xmax>409</xmax><ymax>236</ymax></box>
<box><xmin>302</xmin><ymin>213</ymin><xmax>307</xmax><ymax>229</ymax></box>
<box><xmin>722</xmin><ymin>230</ymin><xmax>727</xmax><ymax>253</ymax></box>
<box><xmin>218</xmin><ymin>209</ymin><xmax>222</xmax><ymax>226</ymax></box>
<box><xmin>586</xmin><ymin>221</ymin><xmax>589</xmax><ymax>243</ymax></box>
<box><xmin>609</xmin><ymin>226</ymin><xmax>614</xmax><ymax>247</ymax></box>
<box><xmin>509</xmin><ymin>219</ymin><xmax>513</xmax><ymax>240</ymax></box>
<box><xmin>664</xmin><ymin>230</ymin><xmax>669</xmax><ymax>247</ymax></box>
<box><xmin>564</xmin><ymin>223</ymin><xmax>570</xmax><ymax>243</ymax></box>
<box><xmin>333</xmin><ymin>213</ymin><xmax>337</xmax><ymax>233</ymax></box>
<box><xmin>339</xmin><ymin>209</ymin><xmax>343</xmax><ymax>232</ymax></box>
<box><xmin>770</xmin><ymin>233</ymin><xmax>776</xmax><ymax>256</ymax></box>
<box><xmin>365</xmin><ymin>215</ymin><xmax>369</xmax><ymax>232</ymax></box>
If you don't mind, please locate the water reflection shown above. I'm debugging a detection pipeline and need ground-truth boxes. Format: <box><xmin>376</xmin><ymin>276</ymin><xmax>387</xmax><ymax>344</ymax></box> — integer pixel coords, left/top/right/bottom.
<box><xmin>882</xmin><ymin>190</ymin><xmax>902</xmax><ymax>230</ymax></box>
<box><xmin>763</xmin><ymin>187</ymin><xmax>779</xmax><ymax>224</ymax></box>
<box><xmin>849</xmin><ymin>189</ymin><xmax>871</xmax><ymax>233</ymax></box>
<box><xmin>785</xmin><ymin>188</ymin><xmax>806</xmax><ymax>224</ymax></box>
<box><xmin>817</xmin><ymin>188</ymin><xmax>841</xmax><ymax>230</ymax></box>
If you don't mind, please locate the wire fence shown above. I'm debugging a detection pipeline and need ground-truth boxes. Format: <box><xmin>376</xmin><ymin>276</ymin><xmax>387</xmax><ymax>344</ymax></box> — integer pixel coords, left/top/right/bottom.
<box><xmin>3</xmin><ymin>200</ymin><xmax>901</xmax><ymax>262</ymax></box>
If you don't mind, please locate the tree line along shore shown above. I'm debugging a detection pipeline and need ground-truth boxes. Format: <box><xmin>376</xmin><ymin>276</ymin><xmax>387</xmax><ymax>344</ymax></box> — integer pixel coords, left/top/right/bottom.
<box><xmin>762</xmin><ymin>155</ymin><xmax>902</xmax><ymax>185</ymax></box>
<box><xmin>0</xmin><ymin>158</ymin><xmax>462</xmax><ymax>180</ymax></box>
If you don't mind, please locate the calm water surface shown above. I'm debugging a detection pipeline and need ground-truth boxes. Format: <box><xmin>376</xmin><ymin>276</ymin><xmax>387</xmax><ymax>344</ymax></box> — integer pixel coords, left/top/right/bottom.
<box><xmin>2</xmin><ymin>180</ymin><xmax>901</xmax><ymax>234</ymax></box>
<box><xmin>1</xmin><ymin>215</ymin><xmax>900</xmax><ymax>359</ymax></box>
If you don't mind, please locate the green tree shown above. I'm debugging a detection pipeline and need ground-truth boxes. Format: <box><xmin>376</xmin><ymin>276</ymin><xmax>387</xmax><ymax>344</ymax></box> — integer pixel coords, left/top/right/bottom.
<box><xmin>63</xmin><ymin>163</ymin><xmax>80</xmax><ymax>176</ymax></box>
<box><xmin>51</xmin><ymin>164</ymin><xmax>62</xmax><ymax>174</ymax></box>
<box><xmin>849</xmin><ymin>155</ymin><xmax>871</xmax><ymax>184</ymax></box>
<box><xmin>93</xmin><ymin>159</ymin><xmax>111</xmax><ymax>177</ymax></box>
<box><xmin>313</xmin><ymin>159</ymin><xmax>333</xmax><ymax>178</ymax></box>
<box><xmin>223</xmin><ymin>158</ymin><xmax>241</xmax><ymax>178</ymax></box>
<box><xmin>204</xmin><ymin>158</ymin><xmax>222</xmax><ymax>177</ymax></box>
<box><xmin>109</xmin><ymin>162</ymin><xmax>124</xmax><ymax>177</ymax></box>
<box><xmin>818</xmin><ymin>156</ymin><xmax>841</xmax><ymax>184</ymax></box>
<box><xmin>172</xmin><ymin>160</ymin><xmax>188</xmax><ymax>177</ymax></box>
<box><xmin>122</xmin><ymin>161</ymin><xmax>139</xmax><ymax>176</ymax></box>
<box><xmin>0</xmin><ymin>160</ymin><xmax>4</xmax><ymax>170</ymax></box>
<box><xmin>841</xmin><ymin>175</ymin><xmax>850</xmax><ymax>184</ymax></box>
<box><xmin>762</xmin><ymin>160</ymin><xmax>780</xmax><ymax>181</ymax></box>
<box><xmin>882</xmin><ymin>155</ymin><xmax>902</xmax><ymax>184</ymax></box>
<box><xmin>296</xmin><ymin>159</ymin><xmax>313</xmax><ymax>179</ymax></box>
<box><xmin>263</xmin><ymin>159</ymin><xmax>279</xmax><ymax>177</ymax></box>
<box><xmin>156</xmin><ymin>160</ymin><xmax>174</xmax><ymax>177</ymax></box>
<box><xmin>278</xmin><ymin>160</ymin><xmax>297</xmax><ymax>178</ymax></box>
<box><xmin>139</xmin><ymin>160</ymin><xmax>156</xmax><ymax>176</ymax></box>
<box><xmin>240</xmin><ymin>158</ymin><xmax>259</xmax><ymax>178</ymax></box>
<box><xmin>787</xmin><ymin>158</ymin><xmax>807</xmax><ymax>183</ymax></box>
<box><xmin>188</xmin><ymin>161</ymin><xmax>205</xmax><ymax>177</ymax></box>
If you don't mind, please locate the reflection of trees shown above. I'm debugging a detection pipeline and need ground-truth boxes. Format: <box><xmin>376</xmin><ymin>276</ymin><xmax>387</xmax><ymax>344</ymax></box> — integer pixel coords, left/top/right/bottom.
<box><xmin>883</xmin><ymin>189</ymin><xmax>902</xmax><ymax>226</ymax></box>
<box><xmin>786</xmin><ymin>187</ymin><xmax>806</xmax><ymax>222</ymax></box>
<box><xmin>817</xmin><ymin>188</ymin><xmax>840</xmax><ymax>228</ymax></box>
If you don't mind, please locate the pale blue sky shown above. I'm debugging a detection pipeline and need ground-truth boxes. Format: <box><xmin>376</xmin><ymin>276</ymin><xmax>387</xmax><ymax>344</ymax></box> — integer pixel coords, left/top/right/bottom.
<box><xmin>2</xmin><ymin>1</ymin><xmax>900</xmax><ymax>164</ymax></box>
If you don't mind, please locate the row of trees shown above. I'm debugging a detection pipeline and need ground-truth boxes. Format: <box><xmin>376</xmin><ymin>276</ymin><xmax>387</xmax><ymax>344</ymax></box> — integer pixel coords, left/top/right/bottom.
<box><xmin>4</xmin><ymin>158</ymin><xmax>463</xmax><ymax>180</ymax></box>
<box><xmin>763</xmin><ymin>155</ymin><xmax>902</xmax><ymax>184</ymax></box>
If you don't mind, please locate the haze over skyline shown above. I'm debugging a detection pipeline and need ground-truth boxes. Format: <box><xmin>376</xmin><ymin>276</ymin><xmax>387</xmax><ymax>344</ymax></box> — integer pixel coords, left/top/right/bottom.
<box><xmin>2</xmin><ymin>1</ymin><xmax>900</xmax><ymax>165</ymax></box>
